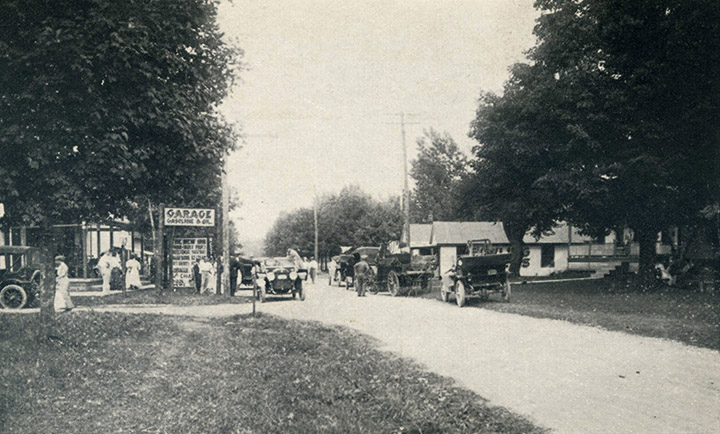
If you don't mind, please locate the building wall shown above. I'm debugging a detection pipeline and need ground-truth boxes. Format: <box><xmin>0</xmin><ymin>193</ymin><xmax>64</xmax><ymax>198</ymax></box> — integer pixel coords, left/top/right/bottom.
<box><xmin>519</xmin><ymin>245</ymin><xmax>569</xmax><ymax>277</ymax></box>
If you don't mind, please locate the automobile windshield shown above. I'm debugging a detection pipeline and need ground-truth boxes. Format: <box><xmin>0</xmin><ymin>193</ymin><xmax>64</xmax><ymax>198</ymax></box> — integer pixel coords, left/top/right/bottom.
<box><xmin>265</xmin><ymin>258</ymin><xmax>295</xmax><ymax>268</ymax></box>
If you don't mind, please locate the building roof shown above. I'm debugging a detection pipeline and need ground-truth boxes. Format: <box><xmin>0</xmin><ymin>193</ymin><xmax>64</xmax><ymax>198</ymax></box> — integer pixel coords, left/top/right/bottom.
<box><xmin>404</xmin><ymin>224</ymin><xmax>432</xmax><ymax>248</ymax></box>
<box><xmin>430</xmin><ymin>221</ymin><xmax>592</xmax><ymax>246</ymax></box>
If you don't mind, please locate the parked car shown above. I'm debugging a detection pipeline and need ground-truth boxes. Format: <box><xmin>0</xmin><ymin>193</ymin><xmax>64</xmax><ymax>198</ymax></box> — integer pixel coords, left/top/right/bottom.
<box><xmin>335</xmin><ymin>246</ymin><xmax>381</xmax><ymax>289</ymax></box>
<box><xmin>254</xmin><ymin>257</ymin><xmax>307</xmax><ymax>302</ymax></box>
<box><xmin>236</xmin><ymin>256</ymin><xmax>260</xmax><ymax>287</ymax></box>
<box><xmin>440</xmin><ymin>239</ymin><xmax>511</xmax><ymax>307</ymax></box>
<box><xmin>0</xmin><ymin>246</ymin><xmax>44</xmax><ymax>310</ymax></box>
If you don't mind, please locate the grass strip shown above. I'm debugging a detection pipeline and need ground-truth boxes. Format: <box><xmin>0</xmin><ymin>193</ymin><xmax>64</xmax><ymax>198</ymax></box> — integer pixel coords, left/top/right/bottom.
<box><xmin>0</xmin><ymin>312</ymin><xmax>546</xmax><ymax>433</ymax></box>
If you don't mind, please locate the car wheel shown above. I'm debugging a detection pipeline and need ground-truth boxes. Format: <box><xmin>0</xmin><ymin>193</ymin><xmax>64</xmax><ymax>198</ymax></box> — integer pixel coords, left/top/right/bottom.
<box><xmin>387</xmin><ymin>271</ymin><xmax>400</xmax><ymax>297</ymax></box>
<box><xmin>455</xmin><ymin>280</ymin><xmax>467</xmax><ymax>307</ymax></box>
<box><xmin>502</xmin><ymin>280</ymin><xmax>511</xmax><ymax>302</ymax></box>
<box><xmin>440</xmin><ymin>281</ymin><xmax>450</xmax><ymax>302</ymax></box>
<box><xmin>0</xmin><ymin>284</ymin><xmax>28</xmax><ymax>310</ymax></box>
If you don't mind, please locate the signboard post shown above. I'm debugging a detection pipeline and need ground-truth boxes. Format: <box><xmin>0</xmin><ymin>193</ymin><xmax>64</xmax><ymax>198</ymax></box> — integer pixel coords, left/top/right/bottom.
<box><xmin>164</xmin><ymin>208</ymin><xmax>215</xmax><ymax>227</ymax></box>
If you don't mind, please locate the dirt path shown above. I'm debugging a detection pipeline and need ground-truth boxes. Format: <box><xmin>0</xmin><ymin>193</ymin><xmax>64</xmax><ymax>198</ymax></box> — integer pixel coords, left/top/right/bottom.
<box><xmin>83</xmin><ymin>281</ymin><xmax>720</xmax><ymax>434</ymax></box>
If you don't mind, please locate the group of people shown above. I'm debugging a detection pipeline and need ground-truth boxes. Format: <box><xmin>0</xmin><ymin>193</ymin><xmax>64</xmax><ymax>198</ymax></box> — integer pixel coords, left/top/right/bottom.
<box><xmin>96</xmin><ymin>248</ymin><xmax>143</xmax><ymax>293</ymax></box>
<box><xmin>286</xmin><ymin>248</ymin><xmax>319</xmax><ymax>283</ymax></box>
<box><xmin>192</xmin><ymin>256</ymin><xmax>221</xmax><ymax>294</ymax></box>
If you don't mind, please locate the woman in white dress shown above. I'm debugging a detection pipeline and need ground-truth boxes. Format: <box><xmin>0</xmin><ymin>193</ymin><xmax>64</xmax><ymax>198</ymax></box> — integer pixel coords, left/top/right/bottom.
<box><xmin>207</xmin><ymin>257</ymin><xmax>217</xmax><ymax>294</ymax></box>
<box><xmin>54</xmin><ymin>255</ymin><xmax>74</xmax><ymax>312</ymax></box>
<box><xmin>125</xmin><ymin>254</ymin><xmax>142</xmax><ymax>290</ymax></box>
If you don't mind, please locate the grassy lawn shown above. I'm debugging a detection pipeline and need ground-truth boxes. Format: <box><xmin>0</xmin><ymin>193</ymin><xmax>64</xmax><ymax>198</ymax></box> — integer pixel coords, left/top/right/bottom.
<box><xmin>422</xmin><ymin>278</ymin><xmax>720</xmax><ymax>351</ymax></box>
<box><xmin>0</xmin><ymin>312</ymin><xmax>545</xmax><ymax>433</ymax></box>
<box><xmin>72</xmin><ymin>286</ymin><xmax>255</xmax><ymax>307</ymax></box>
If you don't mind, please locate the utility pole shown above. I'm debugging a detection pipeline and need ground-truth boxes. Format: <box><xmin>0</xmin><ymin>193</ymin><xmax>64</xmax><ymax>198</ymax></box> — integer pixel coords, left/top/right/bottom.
<box><xmin>313</xmin><ymin>184</ymin><xmax>319</xmax><ymax>264</ymax></box>
<box><xmin>387</xmin><ymin>112</ymin><xmax>420</xmax><ymax>250</ymax></box>
<box><xmin>221</xmin><ymin>162</ymin><xmax>230</xmax><ymax>296</ymax></box>
<box><xmin>156</xmin><ymin>203</ymin><xmax>165</xmax><ymax>294</ymax></box>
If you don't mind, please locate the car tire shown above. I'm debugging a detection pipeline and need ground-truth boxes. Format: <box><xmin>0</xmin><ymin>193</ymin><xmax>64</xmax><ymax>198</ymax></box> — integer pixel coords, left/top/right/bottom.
<box><xmin>455</xmin><ymin>280</ymin><xmax>467</xmax><ymax>307</ymax></box>
<box><xmin>0</xmin><ymin>284</ymin><xmax>28</xmax><ymax>310</ymax></box>
<box><xmin>440</xmin><ymin>282</ymin><xmax>450</xmax><ymax>302</ymax></box>
<box><xmin>387</xmin><ymin>271</ymin><xmax>400</xmax><ymax>297</ymax></box>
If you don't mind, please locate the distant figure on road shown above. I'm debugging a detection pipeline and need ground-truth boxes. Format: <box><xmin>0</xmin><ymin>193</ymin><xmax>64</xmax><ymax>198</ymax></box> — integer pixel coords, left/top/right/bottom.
<box><xmin>353</xmin><ymin>253</ymin><xmax>370</xmax><ymax>297</ymax></box>
<box><xmin>309</xmin><ymin>256</ymin><xmax>318</xmax><ymax>283</ymax></box>
<box><xmin>54</xmin><ymin>255</ymin><xmax>73</xmax><ymax>312</ymax></box>
<box><xmin>327</xmin><ymin>256</ymin><xmax>338</xmax><ymax>286</ymax></box>
<box><xmin>125</xmin><ymin>254</ymin><xmax>142</xmax><ymax>290</ymax></box>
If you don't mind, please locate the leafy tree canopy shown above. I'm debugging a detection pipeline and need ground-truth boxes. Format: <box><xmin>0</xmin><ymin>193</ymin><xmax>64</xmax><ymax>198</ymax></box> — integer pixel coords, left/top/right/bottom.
<box><xmin>409</xmin><ymin>129</ymin><xmax>468</xmax><ymax>223</ymax></box>
<box><xmin>0</xmin><ymin>0</ymin><xmax>242</xmax><ymax>228</ymax></box>
<box><xmin>264</xmin><ymin>186</ymin><xmax>403</xmax><ymax>258</ymax></box>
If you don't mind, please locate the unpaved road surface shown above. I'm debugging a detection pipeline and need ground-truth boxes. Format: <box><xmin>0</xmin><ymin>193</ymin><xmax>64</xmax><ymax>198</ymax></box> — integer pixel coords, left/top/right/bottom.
<box><xmin>85</xmin><ymin>281</ymin><xmax>720</xmax><ymax>434</ymax></box>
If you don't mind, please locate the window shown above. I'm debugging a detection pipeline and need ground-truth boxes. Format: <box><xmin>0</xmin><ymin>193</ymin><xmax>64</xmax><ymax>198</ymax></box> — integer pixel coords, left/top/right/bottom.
<box><xmin>541</xmin><ymin>245</ymin><xmax>555</xmax><ymax>268</ymax></box>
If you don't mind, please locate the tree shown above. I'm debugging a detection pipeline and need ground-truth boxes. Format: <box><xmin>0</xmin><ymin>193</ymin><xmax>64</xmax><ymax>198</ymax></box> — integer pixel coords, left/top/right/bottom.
<box><xmin>526</xmin><ymin>0</ymin><xmax>720</xmax><ymax>281</ymax></box>
<box><xmin>409</xmin><ymin>129</ymin><xmax>468</xmax><ymax>223</ymax></box>
<box><xmin>0</xmin><ymin>0</ymin><xmax>241</xmax><ymax>311</ymax></box>
<box><xmin>263</xmin><ymin>186</ymin><xmax>403</xmax><ymax>258</ymax></box>
<box><xmin>465</xmin><ymin>70</ymin><xmax>562</xmax><ymax>275</ymax></box>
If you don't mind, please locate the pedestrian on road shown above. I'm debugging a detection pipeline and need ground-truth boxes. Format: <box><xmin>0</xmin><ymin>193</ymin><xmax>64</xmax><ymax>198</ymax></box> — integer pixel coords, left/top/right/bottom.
<box><xmin>125</xmin><ymin>254</ymin><xmax>142</xmax><ymax>290</ymax></box>
<box><xmin>353</xmin><ymin>253</ymin><xmax>370</xmax><ymax>297</ymax></box>
<box><xmin>309</xmin><ymin>256</ymin><xmax>318</xmax><ymax>283</ymax></box>
<box><xmin>54</xmin><ymin>255</ymin><xmax>73</xmax><ymax>312</ymax></box>
<box><xmin>328</xmin><ymin>256</ymin><xmax>337</xmax><ymax>286</ymax></box>
<box><xmin>287</xmin><ymin>248</ymin><xmax>303</xmax><ymax>269</ymax></box>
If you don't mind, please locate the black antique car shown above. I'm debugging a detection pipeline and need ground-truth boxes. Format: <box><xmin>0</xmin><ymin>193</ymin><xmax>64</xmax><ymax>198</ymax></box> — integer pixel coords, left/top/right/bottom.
<box><xmin>255</xmin><ymin>257</ymin><xmax>307</xmax><ymax>302</ymax></box>
<box><xmin>236</xmin><ymin>256</ymin><xmax>260</xmax><ymax>287</ymax></box>
<box><xmin>0</xmin><ymin>246</ymin><xmax>44</xmax><ymax>310</ymax></box>
<box><xmin>334</xmin><ymin>247</ymin><xmax>381</xmax><ymax>289</ymax></box>
<box><xmin>367</xmin><ymin>246</ymin><xmax>437</xmax><ymax>296</ymax></box>
<box><xmin>440</xmin><ymin>239</ymin><xmax>511</xmax><ymax>307</ymax></box>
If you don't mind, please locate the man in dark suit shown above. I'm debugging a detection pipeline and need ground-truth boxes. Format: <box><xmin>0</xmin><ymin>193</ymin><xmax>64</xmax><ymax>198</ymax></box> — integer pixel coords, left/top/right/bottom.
<box><xmin>229</xmin><ymin>256</ymin><xmax>240</xmax><ymax>296</ymax></box>
<box><xmin>192</xmin><ymin>259</ymin><xmax>201</xmax><ymax>293</ymax></box>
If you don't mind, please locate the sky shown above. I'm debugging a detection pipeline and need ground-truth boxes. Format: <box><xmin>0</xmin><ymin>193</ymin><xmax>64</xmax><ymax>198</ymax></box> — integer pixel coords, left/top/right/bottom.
<box><xmin>217</xmin><ymin>0</ymin><xmax>539</xmax><ymax>254</ymax></box>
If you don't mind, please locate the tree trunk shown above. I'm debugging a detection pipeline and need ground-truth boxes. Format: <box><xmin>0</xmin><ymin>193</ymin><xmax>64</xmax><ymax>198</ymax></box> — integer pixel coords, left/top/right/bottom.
<box><xmin>37</xmin><ymin>226</ymin><xmax>57</xmax><ymax>338</ymax></box>
<box><xmin>503</xmin><ymin>224</ymin><xmax>526</xmax><ymax>277</ymax></box>
<box><xmin>635</xmin><ymin>227</ymin><xmax>658</xmax><ymax>288</ymax></box>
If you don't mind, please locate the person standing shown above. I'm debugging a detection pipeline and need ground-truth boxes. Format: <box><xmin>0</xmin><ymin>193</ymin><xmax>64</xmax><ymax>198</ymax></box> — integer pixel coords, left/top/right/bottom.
<box><xmin>327</xmin><ymin>256</ymin><xmax>337</xmax><ymax>286</ymax></box>
<box><xmin>309</xmin><ymin>256</ymin><xmax>318</xmax><ymax>284</ymax></box>
<box><xmin>207</xmin><ymin>257</ymin><xmax>218</xmax><ymax>294</ymax></box>
<box><xmin>97</xmin><ymin>250</ymin><xmax>112</xmax><ymax>294</ymax></box>
<box><xmin>54</xmin><ymin>255</ymin><xmax>74</xmax><ymax>312</ymax></box>
<box><xmin>109</xmin><ymin>249</ymin><xmax>123</xmax><ymax>291</ymax></box>
<box><xmin>192</xmin><ymin>258</ymin><xmax>202</xmax><ymax>293</ymax></box>
<box><xmin>199</xmin><ymin>257</ymin><xmax>212</xmax><ymax>294</ymax></box>
<box><xmin>229</xmin><ymin>256</ymin><xmax>240</xmax><ymax>296</ymax></box>
<box><xmin>125</xmin><ymin>254</ymin><xmax>142</xmax><ymax>290</ymax></box>
<box><xmin>353</xmin><ymin>253</ymin><xmax>370</xmax><ymax>297</ymax></box>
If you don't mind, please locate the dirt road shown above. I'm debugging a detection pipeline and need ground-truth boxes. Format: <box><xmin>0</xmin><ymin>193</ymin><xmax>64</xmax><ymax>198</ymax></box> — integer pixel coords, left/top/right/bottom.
<box><xmin>86</xmin><ymin>280</ymin><xmax>720</xmax><ymax>433</ymax></box>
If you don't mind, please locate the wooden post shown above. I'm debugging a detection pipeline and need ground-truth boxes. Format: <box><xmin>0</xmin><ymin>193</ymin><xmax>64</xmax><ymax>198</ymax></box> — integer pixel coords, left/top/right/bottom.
<box><xmin>222</xmin><ymin>169</ymin><xmax>230</xmax><ymax>297</ymax></box>
<box><xmin>96</xmin><ymin>223</ymin><xmax>101</xmax><ymax>258</ymax></box>
<box><xmin>109</xmin><ymin>223</ymin><xmax>114</xmax><ymax>250</ymax></box>
<box><xmin>81</xmin><ymin>223</ymin><xmax>88</xmax><ymax>278</ymax></box>
<box><xmin>155</xmin><ymin>204</ymin><xmax>165</xmax><ymax>294</ymax></box>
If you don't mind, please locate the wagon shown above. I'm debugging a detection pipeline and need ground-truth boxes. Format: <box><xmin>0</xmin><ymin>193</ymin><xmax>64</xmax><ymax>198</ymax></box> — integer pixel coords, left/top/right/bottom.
<box><xmin>440</xmin><ymin>239</ymin><xmax>511</xmax><ymax>307</ymax></box>
<box><xmin>367</xmin><ymin>248</ymin><xmax>437</xmax><ymax>297</ymax></box>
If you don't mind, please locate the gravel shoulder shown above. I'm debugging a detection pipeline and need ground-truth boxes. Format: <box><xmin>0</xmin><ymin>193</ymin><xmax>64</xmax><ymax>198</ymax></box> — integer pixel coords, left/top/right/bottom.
<box><xmin>83</xmin><ymin>281</ymin><xmax>720</xmax><ymax>434</ymax></box>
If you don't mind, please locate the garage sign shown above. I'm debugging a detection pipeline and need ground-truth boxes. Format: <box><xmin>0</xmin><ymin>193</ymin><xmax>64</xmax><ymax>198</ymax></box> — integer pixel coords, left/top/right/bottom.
<box><xmin>164</xmin><ymin>208</ymin><xmax>215</xmax><ymax>227</ymax></box>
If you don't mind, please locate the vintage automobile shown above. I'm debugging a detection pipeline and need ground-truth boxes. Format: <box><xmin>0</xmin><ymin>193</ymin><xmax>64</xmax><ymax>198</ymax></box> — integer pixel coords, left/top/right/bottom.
<box><xmin>335</xmin><ymin>246</ymin><xmax>381</xmax><ymax>289</ymax></box>
<box><xmin>254</xmin><ymin>257</ymin><xmax>307</xmax><ymax>302</ymax></box>
<box><xmin>235</xmin><ymin>256</ymin><xmax>260</xmax><ymax>287</ymax></box>
<box><xmin>440</xmin><ymin>239</ymin><xmax>511</xmax><ymax>307</ymax></box>
<box><xmin>0</xmin><ymin>246</ymin><xmax>44</xmax><ymax>310</ymax></box>
<box><xmin>367</xmin><ymin>246</ymin><xmax>437</xmax><ymax>296</ymax></box>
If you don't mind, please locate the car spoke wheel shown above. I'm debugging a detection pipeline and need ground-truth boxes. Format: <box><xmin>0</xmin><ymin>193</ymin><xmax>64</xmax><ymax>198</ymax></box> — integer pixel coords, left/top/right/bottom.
<box><xmin>387</xmin><ymin>271</ymin><xmax>400</xmax><ymax>297</ymax></box>
<box><xmin>0</xmin><ymin>284</ymin><xmax>28</xmax><ymax>310</ymax></box>
<box><xmin>455</xmin><ymin>280</ymin><xmax>467</xmax><ymax>307</ymax></box>
<box><xmin>502</xmin><ymin>280</ymin><xmax>511</xmax><ymax>302</ymax></box>
<box><xmin>440</xmin><ymin>280</ymin><xmax>450</xmax><ymax>302</ymax></box>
